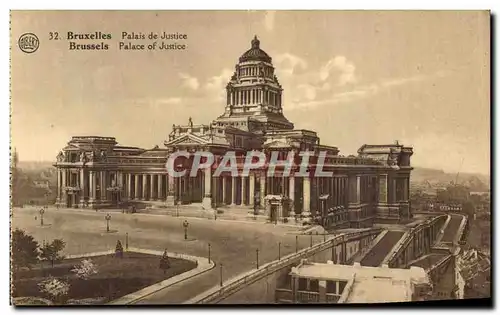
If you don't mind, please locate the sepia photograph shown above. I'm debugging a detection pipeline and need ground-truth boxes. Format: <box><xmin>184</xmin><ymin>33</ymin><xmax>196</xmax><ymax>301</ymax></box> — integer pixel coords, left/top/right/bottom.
<box><xmin>9</xmin><ymin>10</ymin><xmax>491</xmax><ymax>306</ymax></box>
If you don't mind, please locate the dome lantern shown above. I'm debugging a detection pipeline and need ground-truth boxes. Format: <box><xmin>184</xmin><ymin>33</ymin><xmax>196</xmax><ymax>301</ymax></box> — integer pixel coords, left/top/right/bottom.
<box><xmin>239</xmin><ymin>35</ymin><xmax>272</xmax><ymax>63</ymax></box>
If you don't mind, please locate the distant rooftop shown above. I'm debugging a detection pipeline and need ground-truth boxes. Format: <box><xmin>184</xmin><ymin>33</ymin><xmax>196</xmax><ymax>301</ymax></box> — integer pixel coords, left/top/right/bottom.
<box><xmin>290</xmin><ymin>260</ymin><xmax>429</xmax><ymax>303</ymax></box>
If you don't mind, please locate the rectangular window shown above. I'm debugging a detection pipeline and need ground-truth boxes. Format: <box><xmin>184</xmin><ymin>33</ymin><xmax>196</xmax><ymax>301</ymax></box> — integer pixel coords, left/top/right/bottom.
<box><xmin>338</xmin><ymin>281</ymin><xmax>347</xmax><ymax>294</ymax></box>
<box><xmin>298</xmin><ymin>278</ymin><xmax>307</xmax><ymax>291</ymax></box>
<box><xmin>326</xmin><ymin>280</ymin><xmax>336</xmax><ymax>294</ymax></box>
<box><xmin>309</xmin><ymin>279</ymin><xmax>319</xmax><ymax>292</ymax></box>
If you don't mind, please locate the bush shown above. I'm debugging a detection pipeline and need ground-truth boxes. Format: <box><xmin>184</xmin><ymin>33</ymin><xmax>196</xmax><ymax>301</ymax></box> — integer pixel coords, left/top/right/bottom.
<box><xmin>37</xmin><ymin>277</ymin><xmax>70</xmax><ymax>304</ymax></box>
<box><xmin>71</xmin><ymin>259</ymin><xmax>99</xmax><ymax>280</ymax></box>
<box><xmin>11</xmin><ymin>229</ymin><xmax>39</xmax><ymax>273</ymax></box>
<box><xmin>40</xmin><ymin>239</ymin><xmax>66</xmax><ymax>267</ymax></box>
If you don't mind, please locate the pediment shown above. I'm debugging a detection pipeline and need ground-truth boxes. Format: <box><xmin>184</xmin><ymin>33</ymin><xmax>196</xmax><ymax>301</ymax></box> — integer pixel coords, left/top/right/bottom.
<box><xmin>263</xmin><ymin>140</ymin><xmax>291</xmax><ymax>149</ymax></box>
<box><xmin>62</xmin><ymin>144</ymin><xmax>80</xmax><ymax>151</ymax></box>
<box><xmin>166</xmin><ymin>133</ymin><xmax>209</xmax><ymax>146</ymax></box>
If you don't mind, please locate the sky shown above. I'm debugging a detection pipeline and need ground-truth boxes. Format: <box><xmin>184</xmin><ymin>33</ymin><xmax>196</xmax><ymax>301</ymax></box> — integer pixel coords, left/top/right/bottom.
<box><xmin>10</xmin><ymin>10</ymin><xmax>490</xmax><ymax>174</ymax></box>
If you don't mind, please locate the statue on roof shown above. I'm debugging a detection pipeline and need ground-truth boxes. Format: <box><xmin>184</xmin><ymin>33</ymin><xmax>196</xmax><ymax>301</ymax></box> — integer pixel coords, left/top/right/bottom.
<box><xmin>79</xmin><ymin>151</ymin><xmax>87</xmax><ymax>163</ymax></box>
<box><xmin>100</xmin><ymin>150</ymin><xmax>107</xmax><ymax>161</ymax></box>
<box><xmin>188</xmin><ymin>117</ymin><xmax>193</xmax><ymax>127</ymax></box>
<box><xmin>56</xmin><ymin>151</ymin><xmax>65</xmax><ymax>162</ymax></box>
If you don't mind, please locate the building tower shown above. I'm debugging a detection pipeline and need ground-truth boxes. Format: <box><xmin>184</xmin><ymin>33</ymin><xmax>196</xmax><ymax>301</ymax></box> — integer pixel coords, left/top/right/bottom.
<box><xmin>215</xmin><ymin>36</ymin><xmax>294</xmax><ymax>133</ymax></box>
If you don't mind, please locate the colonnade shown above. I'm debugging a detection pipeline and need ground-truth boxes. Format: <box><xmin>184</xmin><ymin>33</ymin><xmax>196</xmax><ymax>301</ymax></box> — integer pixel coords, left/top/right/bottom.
<box><xmin>227</xmin><ymin>88</ymin><xmax>282</xmax><ymax>107</ymax></box>
<box><xmin>55</xmin><ymin>166</ymin><xmax>410</xmax><ymax>222</ymax></box>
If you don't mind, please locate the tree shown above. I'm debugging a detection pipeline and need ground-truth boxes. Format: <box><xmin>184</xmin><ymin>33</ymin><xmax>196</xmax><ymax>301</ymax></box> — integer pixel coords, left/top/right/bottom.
<box><xmin>38</xmin><ymin>277</ymin><xmax>70</xmax><ymax>304</ymax></box>
<box><xmin>71</xmin><ymin>259</ymin><xmax>99</xmax><ymax>280</ymax></box>
<box><xmin>115</xmin><ymin>240</ymin><xmax>123</xmax><ymax>258</ymax></box>
<box><xmin>159</xmin><ymin>250</ymin><xmax>170</xmax><ymax>275</ymax></box>
<box><xmin>40</xmin><ymin>239</ymin><xmax>66</xmax><ymax>268</ymax></box>
<box><xmin>11</xmin><ymin>229</ymin><xmax>39</xmax><ymax>273</ymax></box>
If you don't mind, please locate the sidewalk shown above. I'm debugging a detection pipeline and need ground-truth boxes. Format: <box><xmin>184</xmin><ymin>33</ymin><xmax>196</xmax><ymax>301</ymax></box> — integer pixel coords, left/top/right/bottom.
<box><xmin>16</xmin><ymin>206</ymin><xmax>303</xmax><ymax>229</ymax></box>
<box><xmin>108</xmin><ymin>247</ymin><xmax>214</xmax><ymax>304</ymax></box>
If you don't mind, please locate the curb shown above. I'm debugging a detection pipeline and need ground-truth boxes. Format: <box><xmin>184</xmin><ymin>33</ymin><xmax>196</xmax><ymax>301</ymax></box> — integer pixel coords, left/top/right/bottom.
<box><xmin>18</xmin><ymin>206</ymin><xmax>302</xmax><ymax>228</ymax></box>
<box><xmin>107</xmin><ymin>247</ymin><xmax>215</xmax><ymax>305</ymax></box>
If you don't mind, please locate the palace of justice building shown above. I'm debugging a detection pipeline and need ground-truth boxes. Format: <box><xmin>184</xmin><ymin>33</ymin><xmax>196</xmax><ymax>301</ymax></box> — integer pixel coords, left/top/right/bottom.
<box><xmin>54</xmin><ymin>36</ymin><xmax>413</xmax><ymax>228</ymax></box>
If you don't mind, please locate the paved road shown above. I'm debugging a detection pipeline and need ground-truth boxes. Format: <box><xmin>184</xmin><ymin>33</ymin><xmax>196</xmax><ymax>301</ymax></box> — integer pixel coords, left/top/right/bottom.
<box><xmin>411</xmin><ymin>253</ymin><xmax>447</xmax><ymax>270</ymax></box>
<box><xmin>12</xmin><ymin>207</ymin><xmax>324</xmax><ymax>304</ymax></box>
<box><xmin>359</xmin><ymin>231</ymin><xmax>405</xmax><ymax>267</ymax></box>
<box><xmin>441</xmin><ymin>214</ymin><xmax>464</xmax><ymax>243</ymax></box>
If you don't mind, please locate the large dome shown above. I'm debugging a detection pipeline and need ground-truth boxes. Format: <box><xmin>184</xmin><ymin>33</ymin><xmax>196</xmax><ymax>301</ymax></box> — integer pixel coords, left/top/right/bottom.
<box><xmin>239</xmin><ymin>36</ymin><xmax>272</xmax><ymax>63</ymax></box>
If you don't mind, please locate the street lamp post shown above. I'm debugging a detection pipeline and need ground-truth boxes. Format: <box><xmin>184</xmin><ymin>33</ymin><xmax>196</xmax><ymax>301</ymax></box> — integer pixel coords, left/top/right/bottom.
<box><xmin>105</xmin><ymin>213</ymin><xmax>111</xmax><ymax>232</ymax></box>
<box><xmin>183</xmin><ymin>220</ymin><xmax>189</xmax><ymax>240</ymax></box>
<box><xmin>278</xmin><ymin>242</ymin><xmax>281</xmax><ymax>260</ymax></box>
<box><xmin>208</xmin><ymin>243</ymin><xmax>211</xmax><ymax>263</ymax></box>
<box><xmin>256</xmin><ymin>249</ymin><xmax>259</xmax><ymax>269</ymax></box>
<box><xmin>39</xmin><ymin>208</ymin><xmax>45</xmax><ymax>226</ymax></box>
<box><xmin>295</xmin><ymin>235</ymin><xmax>298</xmax><ymax>253</ymax></box>
<box><xmin>310</xmin><ymin>233</ymin><xmax>313</xmax><ymax>247</ymax></box>
<box><xmin>125</xmin><ymin>232</ymin><xmax>129</xmax><ymax>250</ymax></box>
<box><xmin>220</xmin><ymin>263</ymin><xmax>223</xmax><ymax>287</ymax></box>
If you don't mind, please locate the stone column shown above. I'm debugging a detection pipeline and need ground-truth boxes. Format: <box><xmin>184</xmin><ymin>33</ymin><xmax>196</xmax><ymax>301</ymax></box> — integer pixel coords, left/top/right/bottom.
<box><xmin>134</xmin><ymin>174</ymin><xmax>140</xmax><ymax>200</ymax></box>
<box><xmin>142</xmin><ymin>174</ymin><xmax>148</xmax><ymax>200</ymax></box>
<box><xmin>260</xmin><ymin>173</ymin><xmax>266</xmax><ymax>209</ymax></box>
<box><xmin>165</xmin><ymin>175</ymin><xmax>175</xmax><ymax>205</ymax></box>
<box><xmin>202</xmin><ymin>167</ymin><xmax>212</xmax><ymax>210</ymax></box>
<box><xmin>222</xmin><ymin>176</ymin><xmax>227</xmax><ymax>205</ymax></box>
<box><xmin>79</xmin><ymin>168</ymin><xmax>85</xmax><ymax>206</ymax></box>
<box><xmin>302</xmin><ymin>176</ymin><xmax>312</xmax><ymax>223</ymax></box>
<box><xmin>89</xmin><ymin>171</ymin><xmax>96</xmax><ymax>202</ymax></box>
<box><xmin>158</xmin><ymin>174</ymin><xmax>163</xmax><ymax>200</ymax></box>
<box><xmin>126</xmin><ymin>173</ymin><xmax>132</xmax><ymax>200</ymax></box>
<box><xmin>391</xmin><ymin>177</ymin><xmax>397</xmax><ymax>203</ymax></box>
<box><xmin>56</xmin><ymin>169</ymin><xmax>61</xmax><ymax>203</ymax></box>
<box><xmin>249</xmin><ymin>173</ymin><xmax>255</xmax><ymax>207</ymax></box>
<box><xmin>404</xmin><ymin>177</ymin><xmax>409</xmax><ymax>201</ymax></box>
<box><xmin>289</xmin><ymin>175</ymin><xmax>295</xmax><ymax>215</ymax></box>
<box><xmin>347</xmin><ymin>174</ymin><xmax>361</xmax><ymax>225</ymax></box>
<box><xmin>231</xmin><ymin>177</ymin><xmax>237</xmax><ymax>206</ymax></box>
<box><xmin>150</xmin><ymin>174</ymin><xmax>155</xmax><ymax>200</ymax></box>
<box><xmin>100</xmin><ymin>171</ymin><xmax>107</xmax><ymax>202</ymax></box>
<box><xmin>378</xmin><ymin>174</ymin><xmax>388</xmax><ymax>205</ymax></box>
<box><xmin>241</xmin><ymin>176</ymin><xmax>247</xmax><ymax>205</ymax></box>
<box><xmin>61</xmin><ymin>170</ymin><xmax>67</xmax><ymax>204</ymax></box>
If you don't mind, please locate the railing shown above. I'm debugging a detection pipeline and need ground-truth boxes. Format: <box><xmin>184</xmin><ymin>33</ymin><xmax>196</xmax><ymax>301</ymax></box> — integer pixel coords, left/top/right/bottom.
<box><xmin>191</xmin><ymin>228</ymin><xmax>382</xmax><ymax>304</ymax></box>
<box><xmin>71</xmin><ymin>136</ymin><xmax>116</xmax><ymax>142</ymax></box>
<box><xmin>325</xmin><ymin>293</ymin><xmax>341</xmax><ymax>303</ymax></box>
<box><xmin>427</xmin><ymin>255</ymin><xmax>453</xmax><ymax>283</ymax></box>
<box><xmin>275</xmin><ymin>288</ymin><xmax>293</xmax><ymax>302</ymax></box>
<box><xmin>337</xmin><ymin>276</ymin><xmax>356</xmax><ymax>303</ymax></box>
<box><xmin>386</xmin><ymin>214</ymin><xmax>447</xmax><ymax>267</ymax></box>
<box><xmin>453</xmin><ymin>214</ymin><xmax>468</xmax><ymax>245</ymax></box>
<box><xmin>297</xmin><ymin>291</ymin><xmax>320</xmax><ymax>303</ymax></box>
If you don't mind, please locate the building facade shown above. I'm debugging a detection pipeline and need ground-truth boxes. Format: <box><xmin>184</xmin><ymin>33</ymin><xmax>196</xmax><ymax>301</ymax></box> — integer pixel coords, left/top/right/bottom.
<box><xmin>275</xmin><ymin>260</ymin><xmax>432</xmax><ymax>303</ymax></box>
<box><xmin>53</xmin><ymin>36</ymin><xmax>413</xmax><ymax>227</ymax></box>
